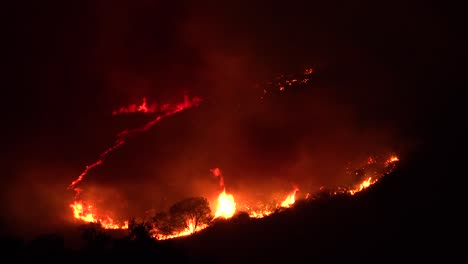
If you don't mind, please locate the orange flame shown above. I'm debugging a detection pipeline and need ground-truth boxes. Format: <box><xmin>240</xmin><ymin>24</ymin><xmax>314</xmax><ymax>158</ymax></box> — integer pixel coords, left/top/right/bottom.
<box><xmin>214</xmin><ymin>189</ymin><xmax>236</xmax><ymax>219</ymax></box>
<box><xmin>347</xmin><ymin>154</ymin><xmax>400</xmax><ymax>195</ymax></box>
<box><xmin>155</xmin><ymin>221</ymin><xmax>209</xmax><ymax>240</ymax></box>
<box><xmin>68</xmin><ymin>95</ymin><xmax>202</xmax><ymax>191</ymax></box>
<box><xmin>65</xmin><ymin>68</ymin><xmax>403</xmax><ymax>241</ymax></box>
<box><xmin>385</xmin><ymin>155</ymin><xmax>399</xmax><ymax>166</ymax></box>
<box><xmin>348</xmin><ymin>177</ymin><xmax>375</xmax><ymax>195</ymax></box>
<box><xmin>280</xmin><ymin>187</ymin><xmax>299</xmax><ymax>208</ymax></box>
<box><xmin>69</xmin><ymin>201</ymin><xmax>128</xmax><ymax>229</ymax></box>
<box><xmin>249</xmin><ymin>209</ymin><xmax>274</xmax><ymax>218</ymax></box>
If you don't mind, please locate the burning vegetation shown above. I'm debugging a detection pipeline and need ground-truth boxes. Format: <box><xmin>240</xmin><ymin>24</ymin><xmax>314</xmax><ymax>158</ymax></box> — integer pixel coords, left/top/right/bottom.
<box><xmin>67</xmin><ymin>67</ymin><xmax>400</xmax><ymax>240</ymax></box>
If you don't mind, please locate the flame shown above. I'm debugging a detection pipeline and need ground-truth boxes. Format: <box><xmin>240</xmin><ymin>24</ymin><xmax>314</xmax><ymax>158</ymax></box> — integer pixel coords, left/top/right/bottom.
<box><xmin>280</xmin><ymin>187</ymin><xmax>299</xmax><ymax>208</ymax></box>
<box><xmin>69</xmin><ymin>201</ymin><xmax>128</xmax><ymax>229</ymax></box>
<box><xmin>249</xmin><ymin>210</ymin><xmax>273</xmax><ymax>218</ymax></box>
<box><xmin>347</xmin><ymin>154</ymin><xmax>400</xmax><ymax>195</ymax></box>
<box><xmin>112</xmin><ymin>97</ymin><xmax>156</xmax><ymax>115</ymax></box>
<box><xmin>68</xmin><ymin>95</ymin><xmax>202</xmax><ymax>191</ymax></box>
<box><xmin>65</xmin><ymin>67</ymin><xmax>403</xmax><ymax>241</ymax></box>
<box><xmin>385</xmin><ymin>155</ymin><xmax>399</xmax><ymax>166</ymax></box>
<box><xmin>155</xmin><ymin>221</ymin><xmax>209</xmax><ymax>240</ymax></box>
<box><xmin>348</xmin><ymin>177</ymin><xmax>374</xmax><ymax>195</ymax></box>
<box><xmin>214</xmin><ymin>189</ymin><xmax>237</xmax><ymax>219</ymax></box>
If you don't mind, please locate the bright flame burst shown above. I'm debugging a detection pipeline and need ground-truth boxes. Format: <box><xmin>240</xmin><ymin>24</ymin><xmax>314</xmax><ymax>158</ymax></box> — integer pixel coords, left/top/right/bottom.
<box><xmin>214</xmin><ymin>189</ymin><xmax>237</xmax><ymax>219</ymax></box>
<box><xmin>280</xmin><ymin>187</ymin><xmax>299</xmax><ymax>208</ymax></box>
<box><xmin>67</xmin><ymin>68</ymin><xmax>401</xmax><ymax>241</ymax></box>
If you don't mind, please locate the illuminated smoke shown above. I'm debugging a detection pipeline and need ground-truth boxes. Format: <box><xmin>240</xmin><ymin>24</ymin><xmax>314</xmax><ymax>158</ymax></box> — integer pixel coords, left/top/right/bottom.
<box><xmin>68</xmin><ymin>94</ymin><xmax>202</xmax><ymax>193</ymax></box>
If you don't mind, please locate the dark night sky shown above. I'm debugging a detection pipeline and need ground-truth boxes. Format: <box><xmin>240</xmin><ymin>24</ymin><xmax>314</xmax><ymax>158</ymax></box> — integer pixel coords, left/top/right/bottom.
<box><xmin>1</xmin><ymin>1</ymin><xmax>461</xmax><ymax>237</ymax></box>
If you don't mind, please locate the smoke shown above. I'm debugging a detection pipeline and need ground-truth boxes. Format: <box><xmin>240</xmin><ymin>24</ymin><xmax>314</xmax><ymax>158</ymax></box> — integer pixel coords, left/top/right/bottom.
<box><xmin>3</xmin><ymin>0</ymin><xmax>443</xmax><ymax>238</ymax></box>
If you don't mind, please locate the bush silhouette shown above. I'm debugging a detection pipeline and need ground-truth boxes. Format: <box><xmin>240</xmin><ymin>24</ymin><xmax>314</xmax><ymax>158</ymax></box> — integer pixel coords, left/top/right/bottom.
<box><xmin>168</xmin><ymin>197</ymin><xmax>213</xmax><ymax>233</ymax></box>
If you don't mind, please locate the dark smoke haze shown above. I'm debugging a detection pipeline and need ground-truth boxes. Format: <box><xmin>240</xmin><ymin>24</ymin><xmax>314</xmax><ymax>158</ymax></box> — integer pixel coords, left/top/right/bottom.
<box><xmin>2</xmin><ymin>1</ymin><xmax>455</xmax><ymax>238</ymax></box>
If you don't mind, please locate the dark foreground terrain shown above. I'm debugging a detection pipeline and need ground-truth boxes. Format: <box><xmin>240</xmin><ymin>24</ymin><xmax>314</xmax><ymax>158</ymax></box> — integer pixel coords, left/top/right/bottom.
<box><xmin>1</xmin><ymin>134</ymin><xmax>457</xmax><ymax>263</ymax></box>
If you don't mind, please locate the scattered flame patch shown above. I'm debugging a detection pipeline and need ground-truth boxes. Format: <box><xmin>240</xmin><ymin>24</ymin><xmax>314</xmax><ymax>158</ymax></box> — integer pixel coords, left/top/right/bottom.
<box><xmin>112</xmin><ymin>97</ymin><xmax>156</xmax><ymax>115</ymax></box>
<box><xmin>68</xmin><ymin>94</ymin><xmax>202</xmax><ymax>231</ymax></box>
<box><xmin>66</xmin><ymin>68</ymin><xmax>401</xmax><ymax>241</ymax></box>
<box><xmin>70</xmin><ymin>201</ymin><xmax>128</xmax><ymax>229</ymax></box>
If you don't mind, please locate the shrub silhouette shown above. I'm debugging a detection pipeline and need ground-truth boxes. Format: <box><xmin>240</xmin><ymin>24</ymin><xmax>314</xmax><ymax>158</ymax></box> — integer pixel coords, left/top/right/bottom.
<box><xmin>128</xmin><ymin>218</ymin><xmax>154</xmax><ymax>242</ymax></box>
<box><xmin>168</xmin><ymin>197</ymin><xmax>213</xmax><ymax>233</ymax></box>
<box><xmin>152</xmin><ymin>211</ymin><xmax>174</xmax><ymax>236</ymax></box>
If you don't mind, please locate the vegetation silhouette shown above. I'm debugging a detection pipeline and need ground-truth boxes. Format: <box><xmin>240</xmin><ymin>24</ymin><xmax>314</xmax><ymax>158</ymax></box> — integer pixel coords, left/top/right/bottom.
<box><xmin>1</xmin><ymin>150</ymin><xmax>452</xmax><ymax>263</ymax></box>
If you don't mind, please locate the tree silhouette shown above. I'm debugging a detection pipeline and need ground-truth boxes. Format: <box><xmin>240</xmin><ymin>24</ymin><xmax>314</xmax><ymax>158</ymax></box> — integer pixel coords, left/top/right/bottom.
<box><xmin>168</xmin><ymin>197</ymin><xmax>213</xmax><ymax>233</ymax></box>
<box><xmin>128</xmin><ymin>218</ymin><xmax>154</xmax><ymax>242</ymax></box>
<box><xmin>152</xmin><ymin>211</ymin><xmax>174</xmax><ymax>236</ymax></box>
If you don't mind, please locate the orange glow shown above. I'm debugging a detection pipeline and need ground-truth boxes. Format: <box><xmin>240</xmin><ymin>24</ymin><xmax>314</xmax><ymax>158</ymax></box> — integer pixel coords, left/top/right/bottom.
<box><xmin>280</xmin><ymin>187</ymin><xmax>299</xmax><ymax>208</ymax></box>
<box><xmin>69</xmin><ymin>201</ymin><xmax>128</xmax><ymax>229</ymax></box>
<box><xmin>348</xmin><ymin>177</ymin><xmax>374</xmax><ymax>195</ymax></box>
<box><xmin>385</xmin><ymin>155</ymin><xmax>399</xmax><ymax>166</ymax></box>
<box><xmin>65</xmin><ymin>68</ymin><xmax>403</xmax><ymax>242</ymax></box>
<box><xmin>156</xmin><ymin>222</ymin><xmax>209</xmax><ymax>240</ymax></box>
<box><xmin>68</xmin><ymin>153</ymin><xmax>400</xmax><ymax>238</ymax></box>
<box><xmin>68</xmin><ymin>95</ymin><xmax>202</xmax><ymax>191</ymax></box>
<box><xmin>211</xmin><ymin>167</ymin><xmax>224</xmax><ymax>187</ymax></box>
<box><xmin>249</xmin><ymin>209</ymin><xmax>273</xmax><ymax>218</ymax></box>
<box><xmin>214</xmin><ymin>189</ymin><xmax>237</xmax><ymax>219</ymax></box>
<box><xmin>347</xmin><ymin>154</ymin><xmax>400</xmax><ymax>195</ymax></box>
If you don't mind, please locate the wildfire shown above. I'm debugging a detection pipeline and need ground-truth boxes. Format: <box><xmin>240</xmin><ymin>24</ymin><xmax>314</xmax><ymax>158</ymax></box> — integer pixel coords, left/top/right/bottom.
<box><xmin>155</xmin><ymin>221</ymin><xmax>209</xmax><ymax>240</ymax></box>
<box><xmin>214</xmin><ymin>189</ymin><xmax>237</xmax><ymax>219</ymax></box>
<box><xmin>65</xmin><ymin>67</ymin><xmax>402</xmax><ymax>242</ymax></box>
<box><xmin>70</xmin><ymin>201</ymin><xmax>128</xmax><ymax>229</ymax></box>
<box><xmin>112</xmin><ymin>97</ymin><xmax>156</xmax><ymax>115</ymax></box>
<box><xmin>280</xmin><ymin>187</ymin><xmax>299</xmax><ymax>208</ymax></box>
<box><xmin>260</xmin><ymin>67</ymin><xmax>315</xmax><ymax>101</ymax></box>
<box><xmin>385</xmin><ymin>155</ymin><xmax>399</xmax><ymax>166</ymax></box>
<box><xmin>68</xmin><ymin>94</ymin><xmax>202</xmax><ymax>191</ymax></box>
<box><xmin>68</xmin><ymin>94</ymin><xmax>202</xmax><ymax>230</ymax></box>
<box><xmin>348</xmin><ymin>177</ymin><xmax>374</xmax><ymax>195</ymax></box>
<box><xmin>249</xmin><ymin>210</ymin><xmax>274</xmax><ymax>218</ymax></box>
<box><xmin>346</xmin><ymin>154</ymin><xmax>400</xmax><ymax>195</ymax></box>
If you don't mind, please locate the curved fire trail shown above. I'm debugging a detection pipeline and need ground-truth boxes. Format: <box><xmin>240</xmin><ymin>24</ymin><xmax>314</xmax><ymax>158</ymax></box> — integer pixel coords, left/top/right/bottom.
<box><xmin>67</xmin><ymin>67</ymin><xmax>401</xmax><ymax>238</ymax></box>
<box><xmin>67</xmin><ymin>95</ymin><xmax>202</xmax><ymax>228</ymax></box>
<box><xmin>68</xmin><ymin>95</ymin><xmax>202</xmax><ymax>192</ymax></box>
<box><xmin>112</xmin><ymin>97</ymin><xmax>156</xmax><ymax>115</ymax></box>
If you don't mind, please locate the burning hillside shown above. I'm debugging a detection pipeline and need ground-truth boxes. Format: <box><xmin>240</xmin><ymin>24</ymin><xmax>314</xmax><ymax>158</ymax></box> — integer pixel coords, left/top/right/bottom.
<box><xmin>67</xmin><ymin>67</ymin><xmax>400</xmax><ymax>240</ymax></box>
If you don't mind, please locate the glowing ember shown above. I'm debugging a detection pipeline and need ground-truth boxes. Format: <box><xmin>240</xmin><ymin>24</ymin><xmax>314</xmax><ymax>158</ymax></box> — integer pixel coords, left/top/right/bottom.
<box><xmin>214</xmin><ymin>189</ymin><xmax>237</xmax><ymax>219</ymax></box>
<box><xmin>260</xmin><ymin>67</ymin><xmax>315</xmax><ymax>101</ymax></box>
<box><xmin>280</xmin><ymin>187</ymin><xmax>299</xmax><ymax>208</ymax></box>
<box><xmin>112</xmin><ymin>97</ymin><xmax>156</xmax><ymax>115</ymax></box>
